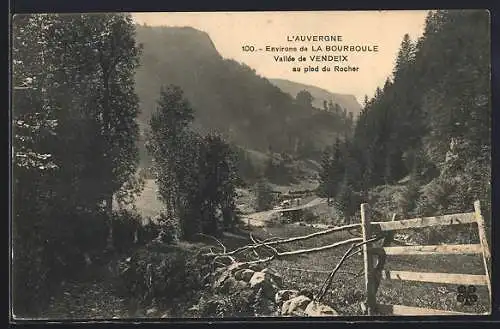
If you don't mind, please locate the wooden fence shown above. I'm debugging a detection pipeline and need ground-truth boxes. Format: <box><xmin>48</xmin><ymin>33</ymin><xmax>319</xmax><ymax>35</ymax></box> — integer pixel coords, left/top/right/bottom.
<box><xmin>360</xmin><ymin>200</ymin><xmax>491</xmax><ymax>316</ymax></box>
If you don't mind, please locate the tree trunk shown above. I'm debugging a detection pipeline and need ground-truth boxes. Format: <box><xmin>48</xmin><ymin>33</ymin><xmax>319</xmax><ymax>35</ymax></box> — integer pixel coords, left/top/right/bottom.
<box><xmin>106</xmin><ymin>194</ymin><xmax>114</xmax><ymax>250</ymax></box>
<box><xmin>102</xmin><ymin>67</ymin><xmax>114</xmax><ymax>251</ymax></box>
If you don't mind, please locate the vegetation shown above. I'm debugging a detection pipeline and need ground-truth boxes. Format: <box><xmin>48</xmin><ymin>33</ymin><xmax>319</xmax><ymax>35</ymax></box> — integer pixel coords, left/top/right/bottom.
<box><xmin>12</xmin><ymin>13</ymin><xmax>144</xmax><ymax>316</ymax></box>
<box><xmin>318</xmin><ymin>10</ymin><xmax>490</xmax><ymax>231</ymax></box>
<box><xmin>11</xmin><ymin>9</ymin><xmax>491</xmax><ymax>319</ymax></box>
<box><xmin>254</xmin><ymin>178</ymin><xmax>275</xmax><ymax>212</ymax></box>
<box><xmin>146</xmin><ymin>85</ymin><xmax>238</xmax><ymax>239</ymax></box>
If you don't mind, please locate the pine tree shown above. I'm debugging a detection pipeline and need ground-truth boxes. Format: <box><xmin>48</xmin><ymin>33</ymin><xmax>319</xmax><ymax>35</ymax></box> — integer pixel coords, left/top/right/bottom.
<box><xmin>393</xmin><ymin>33</ymin><xmax>416</xmax><ymax>81</ymax></box>
<box><xmin>318</xmin><ymin>150</ymin><xmax>332</xmax><ymax>200</ymax></box>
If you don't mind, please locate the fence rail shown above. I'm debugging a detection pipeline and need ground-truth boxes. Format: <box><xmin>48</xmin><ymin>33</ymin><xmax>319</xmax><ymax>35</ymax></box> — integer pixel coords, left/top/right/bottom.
<box><xmin>371</xmin><ymin>212</ymin><xmax>476</xmax><ymax>231</ymax></box>
<box><xmin>375</xmin><ymin>304</ymin><xmax>487</xmax><ymax>316</ymax></box>
<box><xmin>379</xmin><ymin>270</ymin><xmax>489</xmax><ymax>286</ymax></box>
<box><xmin>360</xmin><ymin>200</ymin><xmax>491</xmax><ymax>316</ymax></box>
<box><xmin>371</xmin><ymin>244</ymin><xmax>483</xmax><ymax>256</ymax></box>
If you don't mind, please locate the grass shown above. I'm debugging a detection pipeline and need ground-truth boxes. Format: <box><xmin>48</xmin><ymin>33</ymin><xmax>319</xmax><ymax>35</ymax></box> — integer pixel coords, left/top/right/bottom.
<box><xmin>226</xmin><ymin>223</ymin><xmax>490</xmax><ymax>316</ymax></box>
<box><xmin>124</xmin><ymin>179</ymin><xmax>490</xmax><ymax>316</ymax></box>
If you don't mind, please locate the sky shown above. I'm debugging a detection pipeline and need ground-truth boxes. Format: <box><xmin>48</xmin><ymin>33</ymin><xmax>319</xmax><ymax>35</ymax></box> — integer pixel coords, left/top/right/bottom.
<box><xmin>132</xmin><ymin>11</ymin><xmax>428</xmax><ymax>104</ymax></box>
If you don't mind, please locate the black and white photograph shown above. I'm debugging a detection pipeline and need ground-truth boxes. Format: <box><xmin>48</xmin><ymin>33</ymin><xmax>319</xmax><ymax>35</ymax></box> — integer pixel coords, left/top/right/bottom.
<box><xmin>10</xmin><ymin>10</ymin><xmax>491</xmax><ymax>319</ymax></box>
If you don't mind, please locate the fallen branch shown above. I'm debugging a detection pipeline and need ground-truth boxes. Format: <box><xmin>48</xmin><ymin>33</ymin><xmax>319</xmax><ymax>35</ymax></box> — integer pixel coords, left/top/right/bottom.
<box><xmin>315</xmin><ymin>236</ymin><xmax>383</xmax><ymax>303</ymax></box>
<box><xmin>205</xmin><ymin>223</ymin><xmax>362</xmax><ymax>257</ymax></box>
<box><xmin>278</xmin><ymin>265</ymin><xmax>361</xmax><ymax>276</ymax></box>
<box><xmin>196</xmin><ymin>233</ymin><xmax>227</xmax><ymax>253</ymax></box>
<box><xmin>235</xmin><ymin>237</ymin><xmax>369</xmax><ymax>268</ymax></box>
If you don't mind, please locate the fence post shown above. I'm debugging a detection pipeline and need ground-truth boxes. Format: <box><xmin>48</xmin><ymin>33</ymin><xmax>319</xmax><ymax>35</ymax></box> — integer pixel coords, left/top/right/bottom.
<box><xmin>361</xmin><ymin>203</ymin><xmax>376</xmax><ymax>315</ymax></box>
<box><xmin>474</xmin><ymin>200</ymin><xmax>491</xmax><ymax>305</ymax></box>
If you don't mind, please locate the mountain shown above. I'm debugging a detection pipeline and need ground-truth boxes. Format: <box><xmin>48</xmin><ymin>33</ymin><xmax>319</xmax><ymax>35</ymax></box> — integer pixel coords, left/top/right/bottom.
<box><xmin>269</xmin><ymin>78</ymin><xmax>362</xmax><ymax>116</ymax></box>
<box><xmin>134</xmin><ymin>25</ymin><xmax>353</xmax><ymax>165</ymax></box>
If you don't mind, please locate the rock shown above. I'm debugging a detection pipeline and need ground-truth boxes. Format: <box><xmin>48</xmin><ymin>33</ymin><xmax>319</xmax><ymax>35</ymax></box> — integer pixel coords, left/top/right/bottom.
<box><xmin>249</xmin><ymin>272</ymin><xmax>279</xmax><ymax>298</ymax></box>
<box><xmin>261</xmin><ymin>268</ymin><xmax>283</xmax><ymax>286</ymax></box>
<box><xmin>146</xmin><ymin>307</ymin><xmax>158</xmax><ymax>316</ymax></box>
<box><xmin>241</xmin><ymin>269</ymin><xmax>255</xmax><ymax>282</ymax></box>
<box><xmin>298</xmin><ymin>288</ymin><xmax>314</xmax><ymax>300</ymax></box>
<box><xmin>234</xmin><ymin>269</ymin><xmax>246</xmax><ymax>280</ymax></box>
<box><xmin>249</xmin><ymin>271</ymin><xmax>267</xmax><ymax>288</ymax></box>
<box><xmin>249</xmin><ymin>264</ymin><xmax>263</xmax><ymax>272</ymax></box>
<box><xmin>253</xmin><ymin>288</ymin><xmax>277</xmax><ymax>316</ymax></box>
<box><xmin>212</xmin><ymin>269</ymin><xmax>231</xmax><ymax>290</ymax></box>
<box><xmin>305</xmin><ymin>301</ymin><xmax>339</xmax><ymax>316</ymax></box>
<box><xmin>234</xmin><ymin>280</ymin><xmax>248</xmax><ymax>290</ymax></box>
<box><xmin>275</xmin><ymin>289</ymin><xmax>299</xmax><ymax>305</ymax></box>
<box><xmin>281</xmin><ymin>295</ymin><xmax>311</xmax><ymax>315</ymax></box>
<box><xmin>228</xmin><ymin>262</ymin><xmax>246</xmax><ymax>274</ymax></box>
<box><xmin>220</xmin><ymin>276</ymin><xmax>238</xmax><ymax>293</ymax></box>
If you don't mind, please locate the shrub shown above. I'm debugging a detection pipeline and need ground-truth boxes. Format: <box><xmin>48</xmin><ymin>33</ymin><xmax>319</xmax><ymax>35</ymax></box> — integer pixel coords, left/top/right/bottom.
<box><xmin>12</xmin><ymin>206</ymin><xmax>110</xmax><ymax>317</ymax></box>
<box><xmin>302</xmin><ymin>209</ymin><xmax>318</xmax><ymax>223</ymax></box>
<box><xmin>154</xmin><ymin>212</ymin><xmax>180</xmax><ymax>244</ymax></box>
<box><xmin>112</xmin><ymin>209</ymin><xmax>143</xmax><ymax>253</ymax></box>
<box><xmin>255</xmin><ymin>179</ymin><xmax>274</xmax><ymax>211</ymax></box>
<box><xmin>116</xmin><ymin>244</ymin><xmax>207</xmax><ymax>306</ymax></box>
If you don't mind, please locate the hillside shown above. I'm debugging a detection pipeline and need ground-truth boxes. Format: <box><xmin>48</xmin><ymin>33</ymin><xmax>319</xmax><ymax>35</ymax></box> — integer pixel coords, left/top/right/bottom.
<box><xmin>269</xmin><ymin>78</ymin><xmax>362</xmax><ymax>117</ymax></box>
<box><xmin>134</xmin><ymin>25</ymin><xmax>353</xmax><ymax>166</ymax></box>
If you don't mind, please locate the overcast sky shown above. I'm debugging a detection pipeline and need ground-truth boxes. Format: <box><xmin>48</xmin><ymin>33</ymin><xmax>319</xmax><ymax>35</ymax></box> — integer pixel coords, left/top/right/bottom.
<box><xmin>132</xmin><ymin>11</ymin><xmax>428</xmax><ymax>104</ymax></box>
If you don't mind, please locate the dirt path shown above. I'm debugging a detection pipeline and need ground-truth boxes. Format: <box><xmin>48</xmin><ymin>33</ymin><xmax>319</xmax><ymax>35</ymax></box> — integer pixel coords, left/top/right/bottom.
<box><xmin>242</xmin><ymin>197</ymin><xmax>327</xmax><ymax>227</ymax></box>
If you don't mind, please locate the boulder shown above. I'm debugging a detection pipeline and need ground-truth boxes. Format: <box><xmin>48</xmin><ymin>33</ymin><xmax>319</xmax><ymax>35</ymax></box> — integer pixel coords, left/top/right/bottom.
<box><xmin>304</xmin><ymin>301</ymin><xmax>339</xmax><ymax>316</ymax></box>
<box><xmin>220</xmin><ymin>276</ymin><xmax>238</xmax><ymax>293</ymax></box>
<box><xmin>241</xmin><ymin>269</ymin><xmax>255</xmax><ymax>282</ymax></box>
<box><xmin>234</xmin><ymin>280</ymin><xmax>248</xmax><ymax>291</ymax></box>
<box><xmin>249</xmin><ymin>263</ymin><xmax>263</xmax><ymax>272</ymax></box>
<box><xmin>253</xmin><ymin>288</ymin><xmax>277</xmax><ymax>315</ymax></box>
<box><xmin>249</xmin><ymin>272</ymin><xmax>279</xmax><ymax>298</ymax></box>
<box><xmin>282</xmin><ymin>295</ymin><xmax>311</xmax><ymax>315</ymax></box>
<box><xmin>234</xmin><ymin>269</ymin><xmax>246</xmax><ymax>280</ymax></box>
<box><xmin>228</xmin><ymin>262</ymin><xmax>246</xmax><ymax>274</ymax></box>
<box><xmin>249</xmin><ymin>271</ymin><xmax>268</xmax><ymax>288</ymax></box>
<box><xmin>146</xmin><ymin>307</ymin><xmax>158</xmax><ymax>316</ymax></box>
<box><xmin>298</xmin><ymin>288</ymin><xmax>315</xmax><ymax>300</ymax></box>
<box><xmin>275</xmin><ymin>289</ymin><xmax>299</xmax><ymax>305</ymax></box>
<box><xmin>261</xmin><ymin>268</ymin><xmax>283</xmax><ymax>286</ymax></box>
<box><xmin>212</xmin><ymin>269</ymin><xmax>231</xmax><ymax>290</ymax></box>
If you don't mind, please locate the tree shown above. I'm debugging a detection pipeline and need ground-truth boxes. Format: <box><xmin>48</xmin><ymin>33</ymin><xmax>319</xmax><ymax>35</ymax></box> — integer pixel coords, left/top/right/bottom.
<box><xmin>255</xmin><ymin>179</ymin><xmax>274</xmax><ymax>211</ymax></box>
<box><xmin>296</xmin><ymin>90</ymin><xmax>313</xmax><ymax>108</ymax></box>
<box><xmin>38</xmin><ymin>14</ymin><xmax>142</xmax><ymax>248</ymax></box>
<box><xmin>344</xmin><ymin>10</ymin><xmax>490</xmax><ymax>221</ymax></box>
<box><xmin>198</xmin><ymin>133</ymin><xmax>238</xmax><ymax>234</ymax></box>
<box><xmin>318</xmin><ymin>150</ymin><xmax>332</xmax><ymax>200</ymax></box>
<box><xmin>318</xmin><ymin>138</ymin><xmax>345</xmax><ymax>201</ymax></box>
<box><xmin>363</xmin><ymin>95</ymin><xmax>369</xmax><ymax>107</ymax></box>
<box><xmin>333</xmin><ymin>176</ymin><xmax>360</xmax><ymax>225</ymax></box>
<box><xmin>12</xmin><ymin>13</ymin><xmax>143</xmax><ymax>314</ymax></box>
<box><xmin>147</xmin><ymin>86</ymin><xmax>238</xmax><ymax>239</ymax></box>
<box><xmin>393</xmin><ymin>33</ymin><xmax>416</xmax><ymax>81</ymax></box>
<box><xmin>146</xmin><ymin>85</ymin><xmax>197</xmax><ymax>238</ymax></box>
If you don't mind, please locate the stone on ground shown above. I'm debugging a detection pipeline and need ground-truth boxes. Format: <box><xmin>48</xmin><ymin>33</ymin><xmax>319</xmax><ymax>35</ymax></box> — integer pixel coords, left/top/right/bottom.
<box><xmin>304</xmin><ymin>301</ymin><xmax>338</xmax><ymax>316</ymax></box>
<box><xmin>275</xmin><ymin>289</ymin><xmax>299</xmax><ymax>305</ymax></box>
<box><xmin>281</xmin><ymin>295</ymin><xmax>311</xmax><ymax>315</ymax></box>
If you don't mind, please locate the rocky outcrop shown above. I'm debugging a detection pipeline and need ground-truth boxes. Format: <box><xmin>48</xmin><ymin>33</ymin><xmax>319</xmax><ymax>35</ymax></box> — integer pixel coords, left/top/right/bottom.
<box><xmin>210</xmin><ymin>262</ymin><xmax>338</xmax><ymax>317</ymax></box>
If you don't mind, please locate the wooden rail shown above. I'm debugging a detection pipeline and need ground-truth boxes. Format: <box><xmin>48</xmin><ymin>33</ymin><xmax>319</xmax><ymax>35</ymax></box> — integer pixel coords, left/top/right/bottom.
<box><xmin>376</xmin><ymin>304</ymin><xmax>487</xmax><ymax>316</ymax></box>
<box><xmin>371</xmin><ymin>212</ymin><xmax>476</xmax><ymax>231</ymax></box>
<box><xmin>360</xmin><ymin>201</ymin><xmax>491</xmax><ymax>316</ymax></box>
<box><xmin>372</xmin><ymin>244</ymin><xmax>483</xmax><ymax>256</ymax></box>
<box><xmin>379</xmin><ymin>270</ymin><xmax>489</xmax><ymax>286</ymax></box>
